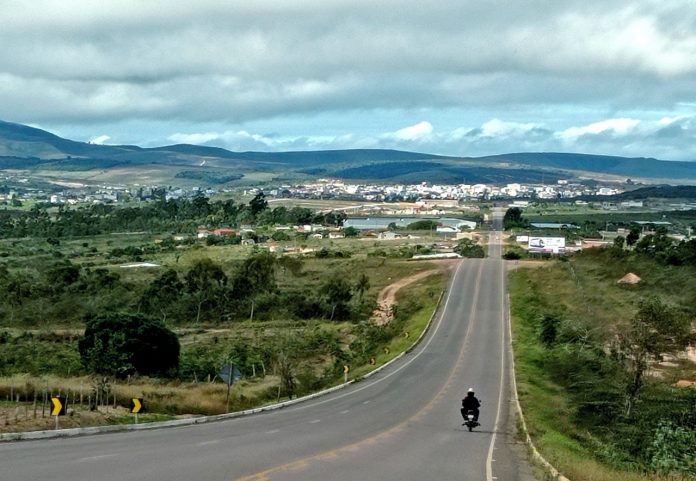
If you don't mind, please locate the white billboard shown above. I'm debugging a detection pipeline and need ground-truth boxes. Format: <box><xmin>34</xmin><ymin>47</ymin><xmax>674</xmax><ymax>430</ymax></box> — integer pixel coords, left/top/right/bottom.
<box><xmin>528</xmin><ymin>236</ymin><xmax>566</xmax><ymax>254</ymax></box>
<box><xmin>516</xmin><ymin>235</ymin><xmax>529</xmax><ymax>243</ymax></box>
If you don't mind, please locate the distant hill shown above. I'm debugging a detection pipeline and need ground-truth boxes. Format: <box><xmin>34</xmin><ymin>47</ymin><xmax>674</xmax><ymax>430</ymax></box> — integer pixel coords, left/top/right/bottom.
<box><xmin>479</xmin><ymin>152</ymin><xmax>696</xmax><ymax>180</ymax></box>
<box><xmin>2</xmin><ymin>119</ymin><xmax>696</xmax><ymax>185</ymax></box>
<box><xmin>597</xmin><ymin>185</ymin><xmax>696</xmax><ymax>200</ymax></box>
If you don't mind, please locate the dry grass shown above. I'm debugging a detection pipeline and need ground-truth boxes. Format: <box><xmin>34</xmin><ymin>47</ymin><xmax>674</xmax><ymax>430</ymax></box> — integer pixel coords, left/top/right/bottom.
<box><xmin>0</xmin><ymin>374</ymin><xmax>284</xmax><ymax>433</ymax></box>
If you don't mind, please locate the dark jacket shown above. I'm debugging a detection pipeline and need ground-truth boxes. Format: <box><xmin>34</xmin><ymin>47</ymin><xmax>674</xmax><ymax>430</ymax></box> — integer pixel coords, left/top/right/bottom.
<box><xmin>462</xmin><ymin>392</ymin><xmax>480</xmax><ymax>410</ymax></box>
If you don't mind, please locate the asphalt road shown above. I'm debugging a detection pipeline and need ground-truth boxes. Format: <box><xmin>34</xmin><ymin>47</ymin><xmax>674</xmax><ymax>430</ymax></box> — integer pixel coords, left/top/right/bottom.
<box><xmin>1</xmin><ymin>216</ymin><xmax>525</xmax><ymax>481</ymax></box>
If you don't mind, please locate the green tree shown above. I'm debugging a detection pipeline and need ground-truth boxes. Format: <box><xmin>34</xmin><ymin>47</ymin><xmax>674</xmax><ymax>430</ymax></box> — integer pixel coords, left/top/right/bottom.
<box><xmin>344</xmin><ymin>226</ymin><xmax>360</xmax><ymax>237</ymax></box>
<box><xmin>407</xmin><ymin>220</ymin><xmax>439</xmax><ymax>230</ymax></box>
<box><xmin>271</xmin><ymin>230</ymin><xmax>290</xmax><ymax>241</ymax></box>
<box><xmin>249</xmin><ymin>192</ymin><xmax>268</xmax><ymax>218</ymax></box>
<box><xmin>503</xmin><ymin>207</ymin><xmax>528</xmax><ymax>230</ymax></box>
<box><xmin>141</xmin><ymin>269</ymin><xmax>184</xmax><ymax>322</ymax></box>
<box><xmin>78</xmin><ymin>312</ymin><xmax>180</xmax><ymax>377</ymax></box>
<box><xmin>454</xmin><ymin>238</ymin><xmax>485</xmax><ymax>258</ymax></box>
<box><xmin>614</xmin><ymin>297</ymin><xmax>694</xmax><ymax>415</ymax></box>
<box><xmin>185</xmin><ymin>259</ymin><xmax>228</xmax><ymax>323</ymax></box>
<box><xmin>354</xmin><ymin>273</ymin><xmax>370</xmax><ymax>302</ymax></box>
<box><xmin>634</xmin><ymin>228</ymin><xmax>674</xmax><ymax>262</ymax></box>
<box><xmin>626</xmin><ymin>226</ymin><xmax>641</xmax><ymax>246</ymax></box>
<box><xmin>232</xmin><ymin>251</ymin><xmax>277</xmax><ymax>297</ymax></box>
<box><xmin>321</xmin><ymin>275</ymin><xmax>354</xmax><ymax>320</ymax></box>
<box><xmin>45</xmin><ymin>261</ymin><xmax>81</xmax><ymax>292</ymax></box>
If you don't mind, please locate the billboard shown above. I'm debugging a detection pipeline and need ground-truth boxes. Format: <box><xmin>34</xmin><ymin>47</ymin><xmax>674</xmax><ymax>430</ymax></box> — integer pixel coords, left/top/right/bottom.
<box><xmin>528</xmin><ymin>236</ymin><xmax>565</xmax><ymax>254</ymax></box>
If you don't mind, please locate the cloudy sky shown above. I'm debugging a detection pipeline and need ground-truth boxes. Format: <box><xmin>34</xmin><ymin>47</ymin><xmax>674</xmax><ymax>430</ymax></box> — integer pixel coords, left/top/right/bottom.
<box><xmin>2</xmin><ymin>0</ymin><xmax>696</xmax><ymax>160</ymax></box>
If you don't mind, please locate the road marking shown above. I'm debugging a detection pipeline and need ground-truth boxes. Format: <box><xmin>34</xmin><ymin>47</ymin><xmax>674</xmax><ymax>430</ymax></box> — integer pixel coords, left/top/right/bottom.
<box><xmin>232</xmin><ymin>261</ymin><xmax>486</xmax><ymax>481</ymax></box>
<box><xmin>340</xmin><ymin>410</ymin><xmax>350</xmax><ymax>414</ymax></box>
<box><xmin>76</xmin><ymin>454</ymin><xmax>117</xmax><ymax>463</ymax></box>
<box><xmin>197</xmin><ymin>440</ymin><xmax>220</xmax><ymax>446</ymax></box>
<box><xmin>362</xmin><ymin>400</ymin><xmax>370</xmax><ymax>405</ymax></box>
<box><xmin>265</xmin><ymin>429</ymin><xmax>280</xmax><ymax>434</ymax></box>
<box><xmin>309</xmin><ymin>419</ymin><xmax>321</xmax><ymax>424</ymax></box>
<box><xmin>486</xmin><ymin>224</ymin><xmax>507</xmax><ymax>481</ymax></box>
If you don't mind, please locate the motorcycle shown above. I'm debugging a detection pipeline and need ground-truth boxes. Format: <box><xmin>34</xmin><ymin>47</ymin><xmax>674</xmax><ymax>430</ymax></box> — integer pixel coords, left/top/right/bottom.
<box><xmin>463</xmin><ymin>409</ymin><xmax>479</xmax><ymax>432</ymax></box>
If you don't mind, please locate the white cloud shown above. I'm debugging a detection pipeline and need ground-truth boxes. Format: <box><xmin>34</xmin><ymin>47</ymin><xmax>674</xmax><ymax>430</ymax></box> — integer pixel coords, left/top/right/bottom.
<box><xmin>387</xmin><ymin>121</ymin><xmax>434</xmax><ymax>141</ymax></box>
<box><xmin>159</xmin><ymin>113</ymin><xmax>696</xmax><ymax>161</ymax></box>
<box><xmin>559</xmin><ymin>118</ymin><xmax>642</xmax><ymax>140</ymax></box>
<box><xmin>479</xmin><ymin>119</ymin><xmax>541</xmax><ymax>138</ymax></box>
<box><xmin>89</xmin><ymin>134</ymin><xmax>111</xmax><ymax>144</ymax></box>
<box><xmin>2</xmin><ymin>1</ymin><xmax>696</xmax><ymax>161</ymax></box>
<box><xmin>2</xmin><ymin>1</ymin><xmax>696</xmax><ymax>125</ymax></box>
<box><xmin>168</xmin><ymin>132</ymin><xmax>222</xmax><ymax>145</ymax></box>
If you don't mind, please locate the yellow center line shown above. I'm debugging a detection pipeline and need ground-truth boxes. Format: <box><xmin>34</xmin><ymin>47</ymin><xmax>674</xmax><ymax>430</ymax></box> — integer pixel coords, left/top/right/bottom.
<box><xmin>232</xmin><ymin>260</ymin><xmax>485</xmax><ymax>481</ymax></box>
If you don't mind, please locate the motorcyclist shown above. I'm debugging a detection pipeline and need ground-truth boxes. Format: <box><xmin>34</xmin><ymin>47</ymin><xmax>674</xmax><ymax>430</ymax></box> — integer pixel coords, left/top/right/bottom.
<box><xmin>461</xmin><ymin>388</ymin><xmax>481</xmax><ymax>423</ymax></box>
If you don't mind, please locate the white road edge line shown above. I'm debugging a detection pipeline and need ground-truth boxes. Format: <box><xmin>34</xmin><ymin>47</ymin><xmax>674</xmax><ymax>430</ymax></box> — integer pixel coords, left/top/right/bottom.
<box><xmin>76</xmin><ymin>454</ymin><xmax>117</xmax><ymax>463</ymax></box>
<box><xmin>486</xmin><ymin>227</ymin><xmax>506</xmax><ymax>481</ymax></box>
<box><xmin>197</xmin><ymin>440</ymin><xmax>220</xmax><ymax>446</ymax></box>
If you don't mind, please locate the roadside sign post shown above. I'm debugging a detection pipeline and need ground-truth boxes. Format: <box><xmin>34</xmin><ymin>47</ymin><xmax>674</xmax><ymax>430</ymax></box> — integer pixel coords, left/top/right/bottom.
<box><xmin>130</xmin><ymin>398</ymin><xmax>144</xmax><ymax>424</ymax></box>
<box><xmin>51</xmin><ymin>396</ymin><xmax>66</xmax><ymax>430</ymax></box>
<box><xmin>343</xmin><ymin>365</ymin><xmax>350</xmax><ymax>383</ymax></box>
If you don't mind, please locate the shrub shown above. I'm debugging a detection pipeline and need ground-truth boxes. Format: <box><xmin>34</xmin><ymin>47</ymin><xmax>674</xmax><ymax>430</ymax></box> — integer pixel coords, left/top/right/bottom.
<box><xmin>79</xmin><ymin>312</ymin><xmax>180</xmax><ymax>378</ymax></box>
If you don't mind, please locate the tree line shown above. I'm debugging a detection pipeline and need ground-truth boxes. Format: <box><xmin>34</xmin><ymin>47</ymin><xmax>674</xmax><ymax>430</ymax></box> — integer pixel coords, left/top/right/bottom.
<box><xmin>0</xmin><ymin>251</ymin><xmax>371</xmax><ymax>327</ymax></box>
<box><xmin>0</xmin><ymin>192</ymin><xmax>347</xmax><ymax>239</ymax></box>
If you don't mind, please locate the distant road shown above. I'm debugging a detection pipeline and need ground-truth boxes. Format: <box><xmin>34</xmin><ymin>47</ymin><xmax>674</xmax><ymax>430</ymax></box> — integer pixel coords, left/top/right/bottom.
<box><xmin>1</xmin><ymin>212</ymin><xmax>525</xmax><ymax>481</ymax></box>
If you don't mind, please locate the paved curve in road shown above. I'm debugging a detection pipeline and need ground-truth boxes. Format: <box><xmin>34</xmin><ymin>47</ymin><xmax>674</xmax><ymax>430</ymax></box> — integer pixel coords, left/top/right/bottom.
<box><xmin>1</xmin><ymin>216</ymin><xmax>522</xmax><ymax>481</ymax></box>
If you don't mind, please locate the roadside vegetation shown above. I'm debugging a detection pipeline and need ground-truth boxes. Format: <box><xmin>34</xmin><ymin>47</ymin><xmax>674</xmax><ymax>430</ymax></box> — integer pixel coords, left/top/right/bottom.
<box><xmin>510</xmin><ymin>246</ymin><xmax>695</xmax><ymax>480</ymax></box>
<box><xmin>0</xmin><ymin>193</ymin><xmax>450</xmax><ymax>431</ymax></box>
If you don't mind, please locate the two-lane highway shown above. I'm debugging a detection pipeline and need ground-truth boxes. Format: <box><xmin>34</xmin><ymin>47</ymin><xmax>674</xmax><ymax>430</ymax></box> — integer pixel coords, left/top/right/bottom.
<box><xmin>1</xmin><ymin>215</ymin><xmax>522</xmax><ymax>481</ymax></box>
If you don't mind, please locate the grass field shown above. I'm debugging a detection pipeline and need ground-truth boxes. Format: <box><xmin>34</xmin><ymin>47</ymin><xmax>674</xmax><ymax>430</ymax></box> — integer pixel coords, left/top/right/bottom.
<box><xmin>509</xmin><ymin>251</ymin><xmax>695</xmax><ymax>481</ymax></box>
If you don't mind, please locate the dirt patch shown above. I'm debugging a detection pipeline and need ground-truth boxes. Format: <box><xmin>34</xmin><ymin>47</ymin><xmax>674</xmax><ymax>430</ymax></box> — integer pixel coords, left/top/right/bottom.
<box><xmin>688</xmin><ymin>346</ymin><xmax>696</xmax><ymax>363</ymax></box>
<box><xmin>371</xmin><ymin>268</ymin><xmax>442</xmax><ymax>325</ymax></box>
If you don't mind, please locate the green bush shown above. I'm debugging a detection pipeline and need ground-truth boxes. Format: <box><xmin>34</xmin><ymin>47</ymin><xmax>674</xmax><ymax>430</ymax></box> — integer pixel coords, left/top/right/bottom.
<box><xmin>454</xmin><ymin>238</ymin><xmax>485</xmax><ymax>258</ymax></box>
<box><xmin>648</xmin><ymin>420</ymin><xmax>696</xmax><ymax>477</ymax></box>
<box><xmin>79</xmin><ymin>312</ymin><xmax>180</xmax><ymax>378</ymax></box>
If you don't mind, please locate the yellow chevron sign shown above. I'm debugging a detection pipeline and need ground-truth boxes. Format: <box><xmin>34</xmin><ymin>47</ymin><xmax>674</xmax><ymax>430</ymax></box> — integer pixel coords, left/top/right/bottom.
<box><xmin>130</xmin><ymin>398</ymin><xmax>143</xmax><ymax>414</ymax></box>
<box><xmin>51</xmin><ymin>396</ymin><xmax>66</xmax><ymax>416</ymax></box>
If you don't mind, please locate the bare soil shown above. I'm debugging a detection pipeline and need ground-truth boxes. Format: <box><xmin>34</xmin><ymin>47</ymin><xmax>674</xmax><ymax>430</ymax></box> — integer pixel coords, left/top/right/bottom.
<box><xmin>371</xmin><ymin>260</ymin><xmax>456</xmax><ymax>325</ymax></box>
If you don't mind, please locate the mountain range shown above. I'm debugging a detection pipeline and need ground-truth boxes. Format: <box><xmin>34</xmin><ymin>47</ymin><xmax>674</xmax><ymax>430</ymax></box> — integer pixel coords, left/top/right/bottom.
<box><xmin>2</xmin><ymin>119</ymin><xmax>696</xmax><ymax>186</ymax></box>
